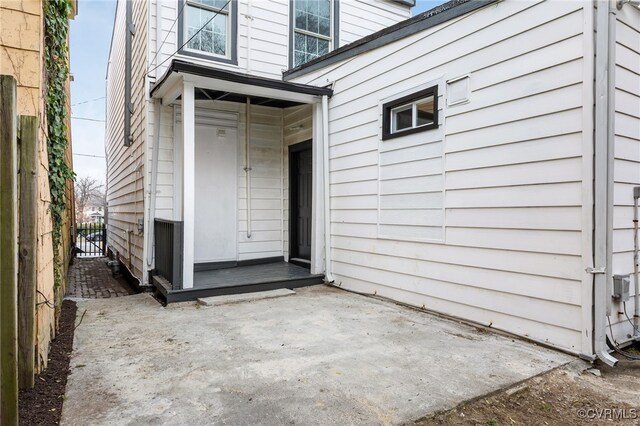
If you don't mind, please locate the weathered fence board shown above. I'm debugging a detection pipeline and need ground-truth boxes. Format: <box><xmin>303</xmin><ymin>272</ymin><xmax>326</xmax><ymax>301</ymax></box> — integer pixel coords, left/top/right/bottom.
<box><xmin>18</xmin><ymin>115</ymin><xmax>38</xmax><ymax>389</ymax></box>
<box><xmin>0</xmin><ymin>74</ymin><xmax>19</xmax><ymax>425</ymax></box>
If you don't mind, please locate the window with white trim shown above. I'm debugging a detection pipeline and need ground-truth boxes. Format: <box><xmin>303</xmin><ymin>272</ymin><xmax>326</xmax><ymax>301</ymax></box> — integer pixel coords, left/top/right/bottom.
<box><xmin>293</xmin><ymin>0</ymin><xmax>334</xmax><ymax>67</ymax></box>
<box><xmin>183</xmin><ymin>0</ymin><xmax>231</xmax><ymax>58</ymax></box>
<box><xmin>382</xmin><ymin>86</ymin><xmax>438</xmax><ymax>140</ymax></box>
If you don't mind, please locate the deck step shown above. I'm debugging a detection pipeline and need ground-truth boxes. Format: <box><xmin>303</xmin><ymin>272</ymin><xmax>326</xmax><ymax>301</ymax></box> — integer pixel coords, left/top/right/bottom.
<box><xmin>197</xmin><ymin>288</ymin><xmax>296</xmax><ymax>307</ymax></box>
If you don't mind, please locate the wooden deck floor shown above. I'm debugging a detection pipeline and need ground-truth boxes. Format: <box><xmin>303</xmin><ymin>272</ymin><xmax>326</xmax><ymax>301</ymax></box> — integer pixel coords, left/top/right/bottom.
<box><xmin>152</xmin><ymin>262</ymin><xmax>324</xmax><ymax>303</ymax></box>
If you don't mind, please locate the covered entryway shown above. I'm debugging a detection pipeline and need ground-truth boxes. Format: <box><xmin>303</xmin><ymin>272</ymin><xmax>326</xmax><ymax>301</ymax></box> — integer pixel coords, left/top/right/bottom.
<box><xmin>192</xmin><ymin>111</ymin><xmax>239</xmax><ymax>264</ymax></box>
<box><xmin>148</xmin><ymin>60</ymin><xmax>331</xmax><ymax>302</ymax></box>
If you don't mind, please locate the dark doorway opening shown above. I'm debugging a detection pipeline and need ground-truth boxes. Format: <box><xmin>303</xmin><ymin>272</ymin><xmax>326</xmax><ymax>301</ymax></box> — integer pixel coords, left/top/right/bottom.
<box><xmin>289</xmin><ymin>140</ymin><xmax>312</xmax><ymax>268</ymax></box>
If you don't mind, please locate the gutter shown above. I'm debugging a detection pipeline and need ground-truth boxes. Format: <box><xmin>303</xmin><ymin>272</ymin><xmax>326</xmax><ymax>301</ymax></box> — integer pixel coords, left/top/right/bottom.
<box><xmin>593</xmin><ymin>0</ymin><xmax>617</xmax><ymax>367</ymax></box>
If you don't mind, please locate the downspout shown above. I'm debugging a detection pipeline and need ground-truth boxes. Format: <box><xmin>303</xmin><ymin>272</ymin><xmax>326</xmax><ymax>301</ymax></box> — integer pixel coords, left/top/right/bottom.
<box><xmin>281</xmin><ymin>111</ymin><xmax>285</xmax><ymax>258</ymax></box>
<box><xmin>245</xmin><ymin>97</ymin><xmax>252</xmax><ymax>239</ymax></box>
<box><xmin>124</xmin><ymin>0</ymin><xmax>134</xmax><ymax>146</ymax></box>
<box><xmin>322</xmin><ymin>95</ymin><xmax>333</xmax><ymax>283</ymax></box>
<box><xmin>155</xmin><ymin>0</ymin><xmax>162</xmax><ymax>80</ymax></box>
<box><xmin>593</xmin><ymin>0</ymin><xmax>617</xmax><ymax>366</ymax></box>
<box><xmin>633</xmin><ymin>187</ymin><xmax>640</xmax><ymax>339</ymax></box>
<box><xmin>146</xmin><ymin>100</ymin><xmax>161</xmax><ymax>268</ymax></box>
<box><xmin>246</xmin><ymin>0</ymin><xmax>253</xmax><ymax>73</ymax></box>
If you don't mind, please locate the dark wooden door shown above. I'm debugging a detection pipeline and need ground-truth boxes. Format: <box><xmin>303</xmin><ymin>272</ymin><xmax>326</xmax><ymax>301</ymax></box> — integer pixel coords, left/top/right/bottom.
<box><xmin>290</xmin><ymin>142</ymin><xmax>312</xmax><ymax>265</ymax></box>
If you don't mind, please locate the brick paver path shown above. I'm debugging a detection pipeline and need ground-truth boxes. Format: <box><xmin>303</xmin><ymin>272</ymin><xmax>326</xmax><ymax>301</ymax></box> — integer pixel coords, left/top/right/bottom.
<box><xmin>67</xmin><ymin>257</ymin><xmax>136</xmax><ymax>298</ymax></box>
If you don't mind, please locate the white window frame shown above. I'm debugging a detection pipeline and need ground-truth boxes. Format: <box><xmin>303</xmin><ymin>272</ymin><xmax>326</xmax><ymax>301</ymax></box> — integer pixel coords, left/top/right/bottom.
<box><xmin>390</xmin><ymin>99</ymin><xmax>436</xmax><ymax>133</ymax></box>
<box><xmin>183</xmin><ymin>0</ymin><xmax>232</xmax><ymax>60</ymax></box>
<box><xmin>292</xmin><ymin>0</ymin><xmax>334</xmax><ymax>67</ymax></box>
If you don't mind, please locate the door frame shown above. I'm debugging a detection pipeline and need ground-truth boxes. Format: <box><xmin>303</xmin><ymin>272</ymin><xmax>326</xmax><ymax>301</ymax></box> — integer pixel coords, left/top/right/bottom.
<box><xmin>288</xmin><ymin>140</ymin><xmax>313</xmax><ymax>268</ymax></box>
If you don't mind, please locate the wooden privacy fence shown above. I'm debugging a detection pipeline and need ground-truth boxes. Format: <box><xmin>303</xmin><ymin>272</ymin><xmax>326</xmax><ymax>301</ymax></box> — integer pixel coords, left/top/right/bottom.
<box><xmin>1</xmin><ymin>74</ymin><xmax>40</xmax><ymax>425</ymax></box>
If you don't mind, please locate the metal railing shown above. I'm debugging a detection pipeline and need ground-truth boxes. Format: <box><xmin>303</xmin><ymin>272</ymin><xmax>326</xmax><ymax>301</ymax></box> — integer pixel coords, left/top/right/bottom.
<box><xmin>76</xmin><ymin>222</ymin><xmax>106</xmax><ymax>257</ymax></box>
<box><xmin>154</xmin><ymin>219</ymin><xmax>183</xmax><ymax>289</ymax></box>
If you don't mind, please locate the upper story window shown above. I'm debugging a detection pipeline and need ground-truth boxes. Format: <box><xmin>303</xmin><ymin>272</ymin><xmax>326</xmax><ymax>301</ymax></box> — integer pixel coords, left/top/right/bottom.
<box><xmin>382</xmin><ymin>86</ymin><xmax>438</xmax><ymax>140</ymax></box>
<box><xmin>179</xmin><ymin>0</ymin><xmax>238</xmax><ymax>64</ymax></box>
<box><xmin>291</xmin><ymin>0</ymin><xmax>338</xmax><ymax>67</ymax></box>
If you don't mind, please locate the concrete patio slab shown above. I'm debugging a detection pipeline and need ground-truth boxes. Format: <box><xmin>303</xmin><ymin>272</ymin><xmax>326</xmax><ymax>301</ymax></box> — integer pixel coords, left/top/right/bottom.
<box><xmin>61</xmin><ymin>286</ymin><xmax>573</xmax><ymax>425</ymax></box>
<box><xmin>198</xmin><ymin>288</ymin><xmax>296</xmax><ymax>306</ymax></box>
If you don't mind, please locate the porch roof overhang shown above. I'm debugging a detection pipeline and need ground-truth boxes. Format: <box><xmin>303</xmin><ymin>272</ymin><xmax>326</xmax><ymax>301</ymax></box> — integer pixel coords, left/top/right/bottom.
<box><xmin>150</xmin><ymin>59</ymin><xmax>333</xmax><ymax>106</ymax></box>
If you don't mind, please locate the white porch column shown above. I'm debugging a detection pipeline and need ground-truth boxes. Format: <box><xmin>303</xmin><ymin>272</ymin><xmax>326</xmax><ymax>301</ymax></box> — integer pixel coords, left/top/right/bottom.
<box><xmin>310</xmin><ymin>101</ymin><xmax>326</xmax><ymax>276</ymax></box>
<box><xmin>182</xmin><ymin>81</ymin><xmax>195</xmax><ymax>288</ymax></box>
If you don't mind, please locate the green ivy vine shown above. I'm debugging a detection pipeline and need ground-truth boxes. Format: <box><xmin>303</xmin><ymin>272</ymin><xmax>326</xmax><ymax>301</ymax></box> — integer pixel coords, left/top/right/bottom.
<box><xmin>44</xmin><ymin>0</ymin><xmax>75</xmax><ymax>289</ymax></box>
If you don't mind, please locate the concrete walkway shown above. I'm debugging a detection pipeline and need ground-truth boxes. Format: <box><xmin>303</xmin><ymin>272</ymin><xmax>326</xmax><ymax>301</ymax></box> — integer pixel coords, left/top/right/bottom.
<box><xmin>61</xmin><ymin>286</ymin><xmax>572</xmax><ymax>425</ymax></box>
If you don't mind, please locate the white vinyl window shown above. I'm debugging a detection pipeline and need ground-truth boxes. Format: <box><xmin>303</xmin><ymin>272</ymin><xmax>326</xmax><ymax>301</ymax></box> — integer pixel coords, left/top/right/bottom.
<box><xmin>383</xmin><ymin>86</ymin><xmax>438</xmax><ymax>140</ymax></box>
<box><xmin>293</xmin><ymin>0</ymin><xmax>333</xmax><ymax>67</ymax></box>
<box><xmin>184</xmin><ymin>0</ymin><xmax>230</xmax><ymax>58</ymax></box>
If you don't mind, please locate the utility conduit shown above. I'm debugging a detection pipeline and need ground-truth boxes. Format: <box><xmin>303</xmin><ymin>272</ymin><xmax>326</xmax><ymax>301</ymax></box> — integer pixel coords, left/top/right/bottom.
<box><xmin>245</xmin><ymin>97</ymin><xmax>252</xmax><ymax>239</ymax></box>
<box><xmin>634</xmin><ymin>187</ymin><xmax>639</xmax><ymax>339</ymax></box>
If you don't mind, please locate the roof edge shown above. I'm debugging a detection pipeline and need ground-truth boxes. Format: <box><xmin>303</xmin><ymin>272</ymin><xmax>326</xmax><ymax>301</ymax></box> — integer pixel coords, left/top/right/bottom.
<box><xmin>283</xmin><ymin>0</ymin><xmax>499</xmax><ymax>81</ymax></box>
<box><xmin>150</xmin><ymin>59</ymin><xmax>333</xmax><ymax>99</ymax></box>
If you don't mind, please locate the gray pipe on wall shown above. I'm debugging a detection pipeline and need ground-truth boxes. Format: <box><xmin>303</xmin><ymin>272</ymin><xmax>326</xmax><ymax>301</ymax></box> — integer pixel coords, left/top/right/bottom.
<box><xmin>593</xmin><ymin>0</ymin><xmax>617</xmax><ymax>367</ymax></box>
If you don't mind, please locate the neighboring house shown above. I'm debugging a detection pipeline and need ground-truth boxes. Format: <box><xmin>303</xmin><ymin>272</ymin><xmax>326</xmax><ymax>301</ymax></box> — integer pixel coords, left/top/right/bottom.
<box><xmin>0</xmin><ymin>0</ymin><xmax>76</xmax><ymax>390</ymax></box>
<box><xmin>105</xmin><ymin>0</ymin><xmax>640</xmax><ymax>365</ymax></box>
<box><xmin>82</xmin><ymin>205</ymin><xmax>105</xmax><ymax>223</ymax></box>
<box><xmin>79</xmin><ymin>196</ymin><xmax>106</xmax><ymax>223</ymax></box>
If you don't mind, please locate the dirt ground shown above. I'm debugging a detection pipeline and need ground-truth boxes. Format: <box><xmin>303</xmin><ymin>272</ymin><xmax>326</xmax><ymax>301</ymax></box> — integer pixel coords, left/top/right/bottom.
<box><xmin>19</xmin><ymin>300</ymin><xmax>77</xmax><ymax>426</ymax></box>
<box><xmin>413</xmin><ymin>355</ymin><xmax>640</xmax><ymax>426</ymax></box>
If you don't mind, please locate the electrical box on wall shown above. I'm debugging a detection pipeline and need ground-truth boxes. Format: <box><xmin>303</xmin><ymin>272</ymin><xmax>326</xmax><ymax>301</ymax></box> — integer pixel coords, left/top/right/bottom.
<box><xmin>613</xmin><ymin>274</ymin><xmax>630</xmax><ymax>302</ymax></box>
<box><xmin>137</xmin><ymin>217</ymin><xmax>144</xmax><ymax>234</ymax></box>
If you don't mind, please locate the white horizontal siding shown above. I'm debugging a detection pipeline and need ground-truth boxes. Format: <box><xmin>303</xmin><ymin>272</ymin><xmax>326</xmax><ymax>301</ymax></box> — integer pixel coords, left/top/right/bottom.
<box><xmin>291</xmin><ymin>0</ymin><xmax>591</xmax><ymax>353</ymax></box>
<box><xmin>148</xmin><ymin>0</ymin><xmax>410</xmax><ymax>81</ymax></box>
<box><xmin>610</xmin><ymin>6</ymin><xmax>640</xmax><ymax>344</ymax></box>
<box><xmin>340</xmin><ymin>0</ymin><xmax>410</xmax><ymax>46</ymax></box>
<box><xmin>105</xmin><ymin>0</ymin><xmax>148</xmax><ymax>280</ymax></box>
<box><xmin>174</xmin><ymin>101</ymin><xmax>285</xmax><ymax>262</ymax></box>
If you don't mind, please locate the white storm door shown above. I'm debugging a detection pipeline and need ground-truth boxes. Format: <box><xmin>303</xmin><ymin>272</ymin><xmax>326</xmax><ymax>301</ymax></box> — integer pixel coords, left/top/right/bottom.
<box><xmin>194</xmin><ymin>124</ymin><xmax>238</xmax><ymax>262</ymax></box>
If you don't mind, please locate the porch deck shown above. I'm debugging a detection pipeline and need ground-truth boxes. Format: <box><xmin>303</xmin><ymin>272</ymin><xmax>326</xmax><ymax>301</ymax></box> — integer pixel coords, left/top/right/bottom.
<box><xmin>152</xmin><ymin>262</ymin><xmax>324</xmax><ymax>304</ymax></box>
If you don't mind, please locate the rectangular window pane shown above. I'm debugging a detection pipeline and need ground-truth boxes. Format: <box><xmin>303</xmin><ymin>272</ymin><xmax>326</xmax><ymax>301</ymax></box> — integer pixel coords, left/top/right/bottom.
<box><xmin>295</xmin><ymin>8</ymin><xmax>306</xmax><ymax>30</ymax></box>
<box><xmin>416</xmin><ymin>96</ymin><xmax>435</xmax><ymax>127</ymax></box>
<box><xmin>318</xmin><ymin>39</ymin><xmax>329</xmax><ymax>55</ymax></box>
<box><xmin>201</xmin><ymin>29</ymin><xmax>213</xmax><ymax>52</ymax></box>
<box><xmin>318</xmin><ymin>17</ymin><xmax>330</xmax><ymax>37</ymax></box>
<box><xmin>307</xmin><ymin>12</ymin><xmax>319</xmax><ymax>34</ymax></box>
<box><xmin>306</xmin><ymin>35</ymin><xmax>318</xmax><ymax>56</ymax></box>
<box><xmin>392</xmin><ymin>105</ymin><xmax>413</xmax><ymax>132</ymax></box>
<box><xmin>185</xmin><ymin>4</ymin><xmax>227</xmax><ymax>56</ymax></box>
<box><xmin>318</xmin><ymin>0</ymin><xmax>330</xmax><ymax>19</ymax></box>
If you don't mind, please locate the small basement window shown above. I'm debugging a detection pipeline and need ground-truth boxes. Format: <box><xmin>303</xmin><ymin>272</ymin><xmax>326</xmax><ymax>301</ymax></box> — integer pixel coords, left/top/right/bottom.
<box><xmin>382</xmin><ymin>86</ymin><xmax>438</xmax><ymax>140</ymax></box>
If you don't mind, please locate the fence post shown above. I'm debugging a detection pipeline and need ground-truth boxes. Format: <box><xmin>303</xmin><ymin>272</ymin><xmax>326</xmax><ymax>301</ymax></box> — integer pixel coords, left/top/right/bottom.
<box><xmin>18</xmin><ymin>115</ymin><xmax>38</xmax><ymax>389</ymax></box>
<box><xmin>0</xmin><ymin>75</ymin><xmax>19</xmax><ymax>425</ymax></box>
<box><xmin>102</xmin><ymin>223</ymin><xmax>107</xmax><ymax>256</ymax></box>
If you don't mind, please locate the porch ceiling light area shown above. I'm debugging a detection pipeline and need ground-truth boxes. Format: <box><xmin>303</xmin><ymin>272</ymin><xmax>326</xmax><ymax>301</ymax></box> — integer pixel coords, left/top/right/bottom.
<box><xmin>194</xmin><ymin>88</ymin><xmax>305</xmax><ymax>108</ymax></box>
<box><xmin>150</xmin><ymin>59</ymin><xmax>333</xmax><ymax>106</ymax></box>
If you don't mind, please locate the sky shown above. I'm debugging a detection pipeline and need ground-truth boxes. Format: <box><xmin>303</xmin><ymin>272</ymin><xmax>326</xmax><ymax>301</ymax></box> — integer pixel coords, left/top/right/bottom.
<box><xmin>68</xmin><ymin>0</ymin><xmax>446</xmax><ymax>185</ymax></box>
<box><xmin>69</xmin><ymin>0</ymin><xmax>116</xmax><ymax>186</ymax></box>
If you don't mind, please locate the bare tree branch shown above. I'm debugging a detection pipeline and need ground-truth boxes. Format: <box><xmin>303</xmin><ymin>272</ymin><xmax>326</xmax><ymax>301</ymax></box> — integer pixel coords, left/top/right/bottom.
<box><xmin>74</xmin><ymin>176</ymin><xmax>104</xmax><ymax>223</ymax></box>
